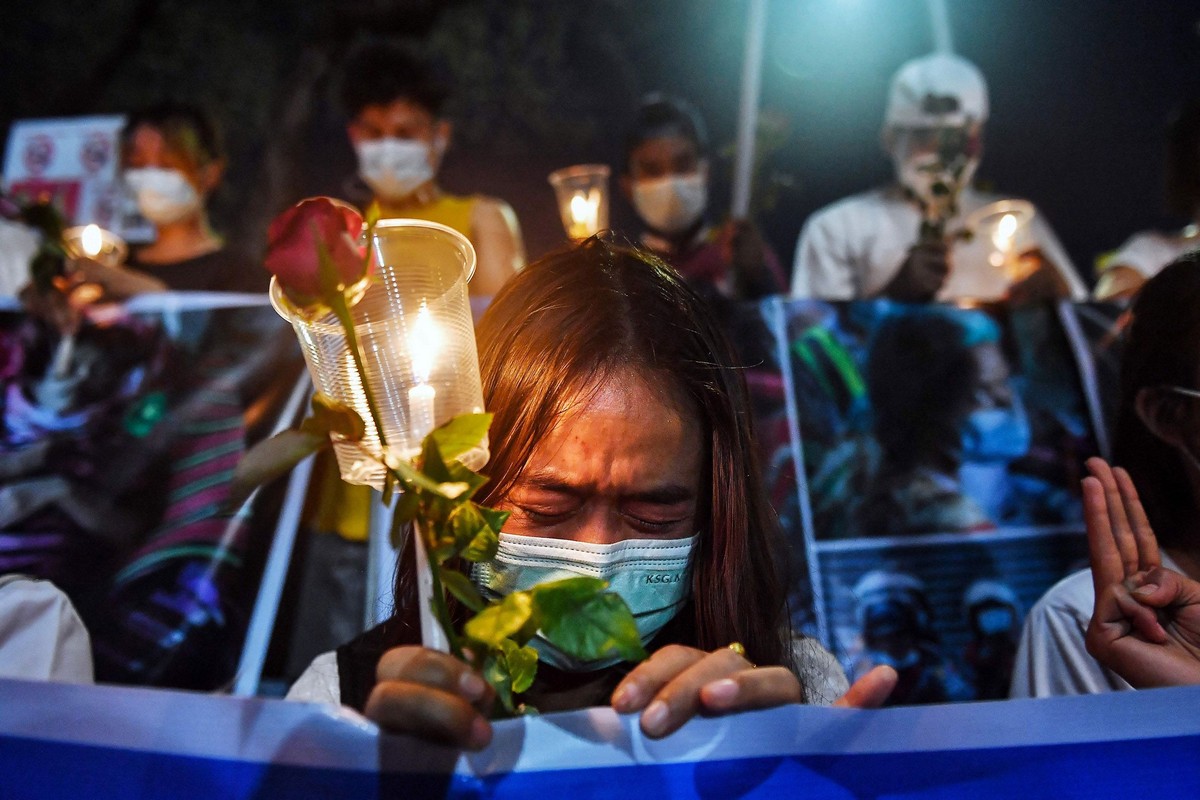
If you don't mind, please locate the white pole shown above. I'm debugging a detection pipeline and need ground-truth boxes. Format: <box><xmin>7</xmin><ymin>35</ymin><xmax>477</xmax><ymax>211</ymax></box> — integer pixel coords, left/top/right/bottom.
<box><xmin>926</xmin><ymin>0</ymin><xmax>955</xmax><ymax>53</ymax></box>
<box><xmin>731</xmin><ymin>0</ymin><xmax>768</xmax><ymax>219</ymax></box>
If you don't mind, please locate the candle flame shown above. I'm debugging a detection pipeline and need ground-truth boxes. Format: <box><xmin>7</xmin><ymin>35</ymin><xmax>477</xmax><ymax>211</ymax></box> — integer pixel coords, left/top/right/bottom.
<box><xmin>82</xmin><ymin>224</ymin><xmax>103</xmax><ymax>258</ymax></box>
<box><xmin>991</xmin><ymin>213</ymin><xmax>1019</xmax><ymax>251</ymax></box>
<box><xmin>997</xmin><ymin>213</ymin><xmax>1018</xmax><ymax>239</ymax></box>
<box><xmin>410</xmin><ymin>302</ymin><xmax>441</xmax><ymax>383</ymax></box>
<box><xmin>567</xmin><ymin>190</ymin><xmax>600</xmax><ymax>238</ymax></box>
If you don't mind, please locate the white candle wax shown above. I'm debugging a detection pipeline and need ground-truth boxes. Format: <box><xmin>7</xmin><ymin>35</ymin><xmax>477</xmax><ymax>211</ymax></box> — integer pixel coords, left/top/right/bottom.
<box><xmin>408</xmin><ymin>382</ymin><xmax>437</xmax><ymax>443</ymax></box>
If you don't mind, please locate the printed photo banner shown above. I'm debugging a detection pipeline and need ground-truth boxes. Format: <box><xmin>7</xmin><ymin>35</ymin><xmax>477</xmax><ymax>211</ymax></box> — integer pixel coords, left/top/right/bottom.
<box><xmin>0</xmin><ymin>296</ymin><xmax>301</xmax><ymax>692</ymax></box>
<box><xmin>2</xmin><ymin>115</ymin><xmax>155</xmax><ymax>241</ymax></box>
<box><xmin>733</xmin><ymin>298</ymin><xmax>1124</xmax><ymax>705</ymax></box>
<box><xmin>2</xmin><ymin>677</ymin><xmax>1198</xmax><ymax>798</ymax></box>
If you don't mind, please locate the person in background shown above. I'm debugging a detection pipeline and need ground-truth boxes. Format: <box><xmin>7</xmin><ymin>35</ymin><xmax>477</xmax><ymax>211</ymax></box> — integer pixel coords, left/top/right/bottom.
<box><xmin>288</xmin><ymin>239</ymin><xmax>896</xmax><ymax>747</ymax></box>
<box><xmin>621</xmin><ymin>93</ymin><xmax>785</xmax><ymax>300</ymax></box>
<box><xmin>850</xmin><ymin>570</ymin><xmax>972</xmax><ymax>705</ymax></box>
<box><xmin>284</xmin><ymin>43</ymin><xmax>530</xmax><ymax>678</ymax></box>
<box><xmin>1094</xmin><ymin>100</ymin><xmax>1200</xmax><ymax>300</ymax></box>
<box><xmin>0</xmin><ymin>575</ymin><xmax>93</xmax><ymax>684</ymax></box>
<box><xmin>791</xmin><ymin>53</ymin><xmax>1086</xmax><ymax>304</ymax></box>
<box><xmin>855</xmin><ymin>310</ymin><xmax>993</xmax><ymax>537</ymax></box>
<box><xmin>1011</xmin><ymin>256</ymin><xmax>1200</xmax><ymax>697</ymax></box>
<box><xmin>340</xmin><ymin>39</ymin><xmax>524</xmax><ymax>299</ymax></box>
<box><xmin>76</xmin><ymin>103</ymin><xmax>263</xmax><ymax>296</ymax></box>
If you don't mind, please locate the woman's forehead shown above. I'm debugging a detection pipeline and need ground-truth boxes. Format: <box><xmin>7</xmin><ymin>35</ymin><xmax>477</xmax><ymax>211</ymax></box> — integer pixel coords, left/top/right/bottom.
<box><xmin>525</xmin><ymin>368</ymin><xmax>703</xmax><ymax>484</ymax></box>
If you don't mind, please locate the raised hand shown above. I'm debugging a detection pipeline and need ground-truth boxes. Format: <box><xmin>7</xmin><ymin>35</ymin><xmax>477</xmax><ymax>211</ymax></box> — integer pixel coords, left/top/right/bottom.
<box><xmin>1083</xmin><ymin>457</ymin><xmax>1200</xmax><ymax>687</ymax></box>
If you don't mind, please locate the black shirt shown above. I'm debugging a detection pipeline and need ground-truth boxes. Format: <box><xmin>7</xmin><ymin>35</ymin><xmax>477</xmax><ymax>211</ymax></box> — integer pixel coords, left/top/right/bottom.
<box><xmin>126</xmin><ymin>248</ymin><xmax>268</xmax><ymax>294</ymax></box>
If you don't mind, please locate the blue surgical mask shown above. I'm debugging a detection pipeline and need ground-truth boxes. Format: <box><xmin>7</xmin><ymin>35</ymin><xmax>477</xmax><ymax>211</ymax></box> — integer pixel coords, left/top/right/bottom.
<box><xmin>472</xmin><ymin>533</ymin><xmax>696</xmax><ymax>672</ymax></box>
<box><xmin>961</xmin><ymin>394</ymin><xmax>1031</xmax><ymax>463</ymax></box>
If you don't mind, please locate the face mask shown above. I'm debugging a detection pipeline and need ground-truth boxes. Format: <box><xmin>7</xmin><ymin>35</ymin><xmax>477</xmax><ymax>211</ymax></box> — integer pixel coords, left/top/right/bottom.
<box><xmin>631</xmin><ymin>173</ymin><xmax>707</xmax><ymax>235</ymax></box>
<box><xmin>472</xmin><ymin>533</ymin><xmax>696</xmax><ymax>672</ymax></box>
<box><xmin>974</xmin><ymin>606</ymin><xmax>1016</xmax><ymax>636</ymax></box>
<box><xmin>961</xmin><ymin>393</ymin><xmax>1031</xmax><ymax>463</ymax></box>
<box><xmin>355</xmin><ymin>137</ymin><xmax>437</xmax><ymax>201</ymax></box>
<box><xmin>124</xmin><ymin>168</ymin><xmax>202</xmax><ymax>225</ymax></box>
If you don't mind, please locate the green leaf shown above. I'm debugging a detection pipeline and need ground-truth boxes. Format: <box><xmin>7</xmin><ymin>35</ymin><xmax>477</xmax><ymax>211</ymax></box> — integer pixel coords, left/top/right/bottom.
<box><xmin>382</xmin><ymin>471</ymin><xmax>395</xmax><ymax>505</ymax></box>
<box><xmin>392</xmin><ymin>489</ymin><xmax>420</xmax><ymax>524</ymax></box>
<box><xmin>445</xmin><ymin>461</ymin><xmax>488</xmax><ymax>499</ymax></box>
<box><xmin>461</xmin><ymin>525</ymin><xmax>499</xmax><ymax>563</ymax></box>
<box><xmin>440</xmin><ymin>569</ymin><xmax>485</xmax><ymax>612</ymax></box>
<box><xmin>465</xmin><ymin>592</ymin><xmax>534</xmax><ymax>647</ymax></box>
<box><xmin>386</xmin><ymin>454</ymin><xmax>454</xmax><ymax>497</ymax></box>
<box><xmin>483</xmin><ymin>651</ymin><xmax>515</xmax><ymax>714</ymax></box>
<box><xmin>228</xmin><ymin>429</ymin><xmax>327</xmax><ymax>509</ymax></box>
<box><xmin>499</xmin><ymin>639</ymin><xmax>538</xmax><ymax>694</ymax></box>
<box><xmin>419</xmin><ymin>435</ymin><xmax>453</xmax><ymax>482</ymax></box>
<box><xmin>300</xmin><ymin>393</ymin><xmax>366</xmax><ymax>441</ymax></box>
<box><xmin>478</xmin><ymin>506</ymin><xmax>511</xmax><ymax>533</ymax></box>
<box><xmin>449</xmin><ymin>504</ymin><xmax>488</xmax><ymax>548</ymax></box>
<box><xmin>534</xmin><ymin>578</ymin><xmax>647</xmax><ymax>663</ymax></box>
<box><xmin>429</xmin><ymin>413</ymin><xmax>492</xmax><ymax>465</ymax></box>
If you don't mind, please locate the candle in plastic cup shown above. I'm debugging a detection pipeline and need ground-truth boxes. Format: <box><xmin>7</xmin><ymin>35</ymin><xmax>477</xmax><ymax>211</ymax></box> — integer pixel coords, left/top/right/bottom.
<box><xmin>549</xmin><ymin>164</ymin><xmax>610</xmax><ymax>241</ymax></box>
<box><xmin>271</xmin><ymin>219</ymin><xmax>488</xmax><ymax>488</ymax></box>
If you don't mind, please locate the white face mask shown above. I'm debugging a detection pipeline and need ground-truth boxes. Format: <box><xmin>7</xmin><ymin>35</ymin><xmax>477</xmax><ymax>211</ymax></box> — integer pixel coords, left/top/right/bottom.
<box><xmin>472</xmin><ymin>533</ymin><xmax>696</xmax><ymax>672</ymax></box>
<box><xmin>124</xmin><ymin>168</ymin><xmax>203</xmax><ymax>225</ymax></box>
<box><xmin>632</xmin><ymin>173</ymin><xmax>707</xmax><ymax>235</ymax></box>
<box><xmin>355</xmin><ymin>137</ymin><xmax>437</xmax><ymax>201</ymax></box>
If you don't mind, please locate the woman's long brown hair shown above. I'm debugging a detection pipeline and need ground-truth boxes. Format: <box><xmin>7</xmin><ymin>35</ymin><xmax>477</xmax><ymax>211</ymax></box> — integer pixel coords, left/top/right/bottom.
<box><xmin>396</xmin><ymin>238</ymin><xmax>791</xmax><ymax>668</ymax></box>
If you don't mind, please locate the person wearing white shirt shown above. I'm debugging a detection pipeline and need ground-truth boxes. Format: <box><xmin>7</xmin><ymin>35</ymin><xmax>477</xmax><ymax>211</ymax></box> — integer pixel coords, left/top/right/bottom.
<box><xmin>791</xmin><ymin>53</ymin><xmax>1086</xmax><ymax>303</ymax></box>
<box><xmin>1094</xmin><ymin>101</ymin><xmax>1200</xmax><ymax>300</ymax></box>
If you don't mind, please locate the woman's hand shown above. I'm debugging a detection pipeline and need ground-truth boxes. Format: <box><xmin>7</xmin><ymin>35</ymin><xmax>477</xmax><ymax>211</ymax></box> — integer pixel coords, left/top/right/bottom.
<box><xmin>364</xmin><ymin>646</ymin><xmax>496</xmax><ymax>750</ymax></box>
<box><xmin>1083</xmin><ymin>457</ymin><xmax>1200</xmax><ymax>686</ymax></box>
<box><xmin>611</xmin><ymin>644</ymin><xmax>802</xmax><ymax>738</ymax></box>
<box><xmin>833</xmin><ymin>665</ymin><xmax>898</xmax><ymax>709</ymax></box>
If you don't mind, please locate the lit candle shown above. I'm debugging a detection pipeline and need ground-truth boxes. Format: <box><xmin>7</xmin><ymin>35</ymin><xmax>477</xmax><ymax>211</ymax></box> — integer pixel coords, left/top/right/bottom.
<box><xmin>407</xmin><ymin>302</ymin><xmax>442</xmax><ymax>442</ymax></box>
<box><xmin>568</xmin><ymin>190</ymin><xmax>599</xmax><ymax>239</ymax></box>
<box><xmin>81</xmin><ymin>224</ymin><xmax>103</xmax><ymax>258</ymax></box>
<box><xmin>989</xmin><ymin>213</ymin><xmax>1018</xmax><ymax>268</ymax></box>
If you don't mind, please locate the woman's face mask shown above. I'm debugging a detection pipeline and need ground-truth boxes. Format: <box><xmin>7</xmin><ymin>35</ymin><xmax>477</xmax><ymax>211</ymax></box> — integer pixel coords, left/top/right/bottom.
<box><xmin>354</xmin><ymin>137</ymin><xmax>438</xmax><ymax>201</ymax></box>
<box><xmin>124</xmin><ymin>167</ymin><xmax>203</xmax><ymax>226</ymax></box>
<box><xmin>472</xmin><ymin>532</ymin><xmax>697</xmax><ymax>672</ymax></box>
<box><xmin>632</xmin><ymin>173</ymin><xmax>707</xmax><ymax>236</ymax></box>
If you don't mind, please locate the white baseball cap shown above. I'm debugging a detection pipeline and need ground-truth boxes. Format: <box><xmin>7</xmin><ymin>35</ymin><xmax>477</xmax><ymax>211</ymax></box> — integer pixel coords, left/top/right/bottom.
<box><xmin>884</xmin><ymin>53</ymin><xmax>989</xmax><ymax>128</ymax></box>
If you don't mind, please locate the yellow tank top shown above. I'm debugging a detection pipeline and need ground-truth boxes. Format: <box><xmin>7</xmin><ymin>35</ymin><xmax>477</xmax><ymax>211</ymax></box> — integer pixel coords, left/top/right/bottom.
<box><xmin>373</xmin><ymin>194</ymin><xmax>478</xmax><ymax>238</ymax></box>
<box><xmin>307</xmin><ymin>194</ymin><xmax>480</xmax><ymax>542</ymax></box>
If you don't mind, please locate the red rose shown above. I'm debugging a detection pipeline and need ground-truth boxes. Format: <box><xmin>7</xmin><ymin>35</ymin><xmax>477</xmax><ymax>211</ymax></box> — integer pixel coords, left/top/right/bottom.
<box><xmin>264</xmin><ymin>197</ymin><xmax>366</xmax><ymax>303</ymax></box>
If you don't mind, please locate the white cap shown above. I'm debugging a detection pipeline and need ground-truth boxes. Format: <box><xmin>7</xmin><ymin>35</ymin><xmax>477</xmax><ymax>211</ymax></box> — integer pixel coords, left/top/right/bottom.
<box><xmin>884</xmin><ymin>53</ymin><xmax>989</xmax><ymax>128</ymax></box>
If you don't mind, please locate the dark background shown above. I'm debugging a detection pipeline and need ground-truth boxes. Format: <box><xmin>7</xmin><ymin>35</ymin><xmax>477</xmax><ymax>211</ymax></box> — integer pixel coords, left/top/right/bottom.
<box><xmin>5</xmin><ymin>0</ymin><xmax>1200</xmax><ymax>284</ymax></box>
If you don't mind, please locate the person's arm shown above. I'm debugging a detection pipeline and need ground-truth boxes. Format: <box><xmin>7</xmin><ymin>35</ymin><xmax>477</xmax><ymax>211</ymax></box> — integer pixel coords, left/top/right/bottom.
<box><xmin>718</xmin><ymin>219</ymin><xmax>784</xmax><ymax>299</ymax></box>
<box><xmin>468</xmin><ymin>197</ymin><xmax>524</xmax><ymax>298</ymax></box>
<box><xmin>878</xmin><ymin>240</ymin><xmax>951</xmax><ymax>302</ymax></box>
<box><xmin>1093</xmin><ymin>265</ymin><xmax>1146</xmax><ymax>301</ymax></box>
<box><xmin>791</xmin><ymin>212</ymin><xmax>859</xmax><ymax>300</ymax></box>
<box><xmin>1083</xmin><ymin>457</ymin><xmax>1200</xmax><ymax>687</ymax></box>
<box><xmin>69</xmin><ymin>257</ymin><xmax>168</xmax><ymax>298</ymax></box>
<box><xmin>1014</xmin><ymin>213</ymin><xmax>1088</xmax><ymax>301</ymax></box>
